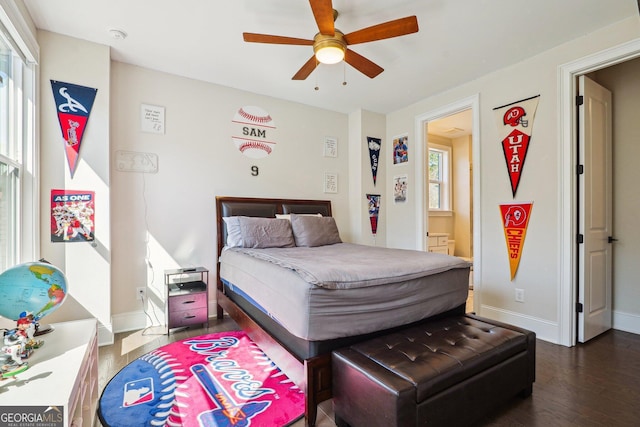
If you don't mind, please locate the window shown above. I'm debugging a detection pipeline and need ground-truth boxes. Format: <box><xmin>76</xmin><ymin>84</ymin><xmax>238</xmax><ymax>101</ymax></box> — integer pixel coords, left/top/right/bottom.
<box><xmin>428</xmin><ymin>143</ymin><xmax>451</xmax><ymax>212</ymax></box>
<box><xmin>0</xmin><ymin>18</ymin><xmax>36</xmax><ymax>271</ymax></box>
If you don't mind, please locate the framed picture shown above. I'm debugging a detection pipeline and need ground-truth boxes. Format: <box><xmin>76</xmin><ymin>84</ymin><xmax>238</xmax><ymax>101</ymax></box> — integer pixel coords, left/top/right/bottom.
<box><xmin>323</xmin><ymin>136</ymin><xmax>338</xmax><ymax>157</ymax></box>
<box><xmin>392</xmin><ymin>134</ymin><xmax>408</xmax><ymax>165</ymax></box>
<box><xmin>141</xmin><ymin>103</ymin><xmax>165</xmax><ymax>134</ymax></box>
<box><xmin>324</xmin><ymin>172</ymin><xmax>338</xmax><ymax>193</ymax></box>
<box><xmin>393</xmin><ymin>174</ymin><xmax>408</xmax><ymax>203</ymax></box>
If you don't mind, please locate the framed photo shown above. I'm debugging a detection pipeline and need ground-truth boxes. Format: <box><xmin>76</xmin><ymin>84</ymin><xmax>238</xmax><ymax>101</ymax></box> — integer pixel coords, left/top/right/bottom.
<box><xmin>324</xmin><ymin>172</ymin><xmax>338</xmax><ymax>193</ymax></box>
<box><xmin>141</xmin><ymin>103</ymin><xmax>165</xmax><ymax>134</ymax></box>
<box><xmin>323</xmin><ymin>136</ymin><xmax>338</xmax><ymax>157</ymax></box>
<box><xmin>392</xmin><ymin>134</ymin><xmax>408</xmax><ymax>165</ymax></box>
<box><xmin>393</xmin><ymin>174</ymin><xmax>408</xmax><ymax>203</ymax></box>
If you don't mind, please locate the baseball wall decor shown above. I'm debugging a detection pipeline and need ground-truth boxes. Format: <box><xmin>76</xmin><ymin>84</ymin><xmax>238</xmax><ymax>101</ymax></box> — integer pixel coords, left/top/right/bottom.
<box><xmin>231</xmin><ymin>105</ymin><xmax>277</xmax><ymax>159</ymax></box>
<box><xmin>393</xmin><ymin>134</ymin><xmax>408</xmax><ymax>165</ymax></box>
<box><xmin>50</xmin><ymin>80</ymin><xmax>97</xmax><ymax>178</ymax></box>
<box><xmin>367</xmin><ymin>137</ymin><xmax>381</xmax><ymax>185</ymax></box>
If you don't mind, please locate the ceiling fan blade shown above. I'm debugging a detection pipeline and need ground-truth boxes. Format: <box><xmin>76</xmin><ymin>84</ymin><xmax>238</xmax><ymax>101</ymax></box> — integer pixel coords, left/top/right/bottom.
<box><xmin>309</xmin><ymin>0</ymin><xmax>335</xmax><ymax>35</ymax></box>
<box><xmin>343</xmin><ymin>16</ymin><xmax>419</xmax><ymax>45</ymax></box>
<box><xmin>243</xmin><ymin>33</ymin><xmax>313</xmax><ymax>46</ymax></box>
<box><xmin>344</xmin><ymin>49</ymin><xmax>384</xmax><ymax>79</ymax></box>
<box><xmin>292</xmin><ymin>56</ymin><xmax>318</xmax><ymax>80</ymax></box>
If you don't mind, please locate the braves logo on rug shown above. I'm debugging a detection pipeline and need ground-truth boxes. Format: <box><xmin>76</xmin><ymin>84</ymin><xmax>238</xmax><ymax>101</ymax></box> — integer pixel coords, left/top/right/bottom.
<box><xmin>98</xmin><ymin>331</ymin><xmax>304</xmax><ymax>427</ymax></box>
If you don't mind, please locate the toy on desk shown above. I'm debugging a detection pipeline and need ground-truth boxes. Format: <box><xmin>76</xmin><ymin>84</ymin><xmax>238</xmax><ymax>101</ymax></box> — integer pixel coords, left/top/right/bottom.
<box><xmin>16</xmin><ymin>311</ymin><xmax>44</xmax><ymax>350</ymax></box>
<box><xmin>1</xmin><ymin>328</ymin><xmax>31</xmax><ymax>379</ymax></box>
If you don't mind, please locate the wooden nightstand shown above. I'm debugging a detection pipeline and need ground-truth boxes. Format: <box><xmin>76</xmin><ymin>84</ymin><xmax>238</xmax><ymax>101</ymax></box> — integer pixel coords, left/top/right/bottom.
<box><xmin>164</xmin><ymin>267</ymin><xmax>209</xmax><ymax>334</ymax></box>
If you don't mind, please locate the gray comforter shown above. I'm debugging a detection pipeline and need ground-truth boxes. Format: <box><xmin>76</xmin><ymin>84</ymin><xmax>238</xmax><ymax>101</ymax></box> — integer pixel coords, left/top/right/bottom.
<box><xmin>226</xmin><ymin>242</ymin><xmax>471</xmax><ymax>290</ymax></box>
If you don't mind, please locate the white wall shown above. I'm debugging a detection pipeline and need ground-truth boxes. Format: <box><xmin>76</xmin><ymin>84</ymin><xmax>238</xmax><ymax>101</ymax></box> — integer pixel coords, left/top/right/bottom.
<box><xmin>37</xmin><ymin>31</ymin><xmax>112</xmax><ymax>335</ymax></box>
<box><xmin>385</xmin><ymin>17</ymin><xmax>640</xmax><ymax>343</ymax></box>
<box><xmin>109</xmin><ymin>62</ymin><xmax>350</xmax><ymax>331</ymax></box>
<box><xmin>348</xmin><ymin>109</ymin><xmax>386</xmax><ymax>246</ymax></box>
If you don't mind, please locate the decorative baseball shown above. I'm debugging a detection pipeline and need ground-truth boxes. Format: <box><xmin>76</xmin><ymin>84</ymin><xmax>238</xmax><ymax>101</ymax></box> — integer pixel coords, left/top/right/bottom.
<box><xmin>231</xmin><ymin>105</ymin><xmax>277</xmax><ymax>159</ymax></box>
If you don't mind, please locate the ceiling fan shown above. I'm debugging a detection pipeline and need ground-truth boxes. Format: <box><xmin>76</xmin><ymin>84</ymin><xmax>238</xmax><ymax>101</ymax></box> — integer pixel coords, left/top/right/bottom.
<box><xmin>242</xmin><ymin>0</ymin><xmax>419</xmax><ymax>80</ymax></box>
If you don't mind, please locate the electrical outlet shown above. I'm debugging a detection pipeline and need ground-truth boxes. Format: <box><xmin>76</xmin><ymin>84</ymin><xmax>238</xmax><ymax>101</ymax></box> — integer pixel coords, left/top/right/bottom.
<box><xmin>515</xmin><ymin>288</ymin><xmax>525</xmax><ymax>303</ymax></box>
<box><xmin>136</xmin><ymin>287</ymin><xmax>146</xmax><ymax>301</ymax></box>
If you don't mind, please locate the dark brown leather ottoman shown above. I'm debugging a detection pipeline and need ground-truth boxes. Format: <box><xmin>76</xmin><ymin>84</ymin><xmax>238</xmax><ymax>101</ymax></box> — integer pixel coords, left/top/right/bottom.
<box><xmin>332</xmin><ymin>314</ymin><xmax>536</xmax><ymax>427</ymax></box>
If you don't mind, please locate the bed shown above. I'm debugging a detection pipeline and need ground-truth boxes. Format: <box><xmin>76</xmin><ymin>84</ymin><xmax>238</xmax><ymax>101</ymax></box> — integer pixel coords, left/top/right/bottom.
<box><xmin>215</xmin><ymin>196</ymin><xmax>471</xmax><ymax>426</ymax></box>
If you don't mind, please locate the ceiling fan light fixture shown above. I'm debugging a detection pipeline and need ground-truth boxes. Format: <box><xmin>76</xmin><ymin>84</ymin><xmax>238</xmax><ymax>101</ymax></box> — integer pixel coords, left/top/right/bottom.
<box><xmin>314</xmin><ymin>32</ymin><xmax>346</xmax><ymax>65</ymax></box>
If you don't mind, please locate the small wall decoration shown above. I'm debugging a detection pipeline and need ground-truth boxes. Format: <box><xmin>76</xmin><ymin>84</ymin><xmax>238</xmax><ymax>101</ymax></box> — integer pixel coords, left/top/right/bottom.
<box><xmin>392</xmin><ymin>134</ymin><xmax>408</xmax><ymax>165</ymax></box>
<box><xmin>393</xmin><ymin>174</ymin><xmax>408</xmax><ymax>203</ymax></box>
<box><xmin>51</xmin><ymin>189</ymin><xmax>95</xmax><ymax>243</ymax></box>
<box><xmin>50</xmin><ymin>80</ymin><xmax>98</xmax><ymax>178</ymax></box>
<box><xmin>140</xmin><ymin>104</ymin><xmax>165</xmax><ymax>134</ymax></box>
<box><xmin>323</xmin><ymin>136</ymin><xmax>338</xmax><ymax>157</ymax></box>
<box><xmin>499</xmin><ymin>202</ymin><xmax>533</xmax><ymax>280</ymax></box>
<box><xmin>493</xmin><ymin>95</ymin><xmax>540</xmax><ymax>197</ymax></box>
<box><xmin>231</xmin><ymin>106</ymin><xmax>277</xmax><ymax>159</ymax></box>
<box><xmin>324</xmin><ymin>172</ymin><xmax>338</xmax><ymax>193</ymax></box>
<box><xmin>367</xmin><ymin>194</ymin><xmax>381</xmax><ymax>238</ymax></box>
<box><xmin>367</xmin><ymin>137</ymin><xmax>381</xmax><ymax>185</ymax></box>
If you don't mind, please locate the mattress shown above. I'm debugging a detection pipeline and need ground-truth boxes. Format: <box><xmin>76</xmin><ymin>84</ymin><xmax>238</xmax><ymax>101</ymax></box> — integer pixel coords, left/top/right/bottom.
<box><xmin>219</xmin><ymin>243</ymin><xmax>471</xmax><ymax>341</ymax></box>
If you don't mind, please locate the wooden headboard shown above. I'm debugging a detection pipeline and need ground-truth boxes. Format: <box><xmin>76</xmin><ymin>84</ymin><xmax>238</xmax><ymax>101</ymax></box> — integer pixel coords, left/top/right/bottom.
<box><xmin>215</xmin><ymin>195</ymin><xmax>332</xmax><ymax>263</ymax></box>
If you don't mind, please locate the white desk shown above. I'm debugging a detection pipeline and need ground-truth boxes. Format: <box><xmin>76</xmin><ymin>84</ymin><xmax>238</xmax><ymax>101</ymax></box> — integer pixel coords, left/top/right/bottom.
<box><xmin>0</xmin><ymin>318</ymin><xmax>98</xmax><ymax>427</ymax></box>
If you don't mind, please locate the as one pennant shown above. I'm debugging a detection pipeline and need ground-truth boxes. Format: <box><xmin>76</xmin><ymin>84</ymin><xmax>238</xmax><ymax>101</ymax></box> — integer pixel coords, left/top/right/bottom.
<box><xmin>367</xmin><ymin>137</ymin><xmax>381</xmax><ymax>185</ymax></box>
<box><xmin>499</xmin><ymin>202</ymin><xmax>533</xmax><ymax>280</ymax></box>
<box><xmin>493</xmin><ymin>95</ymin><xmax>539</xmax><ymax>197</ymax></box>
<box><xmin>51</xmin><ymin>80</ymin><xmax>97</xmax><ymax>178</ymax></box>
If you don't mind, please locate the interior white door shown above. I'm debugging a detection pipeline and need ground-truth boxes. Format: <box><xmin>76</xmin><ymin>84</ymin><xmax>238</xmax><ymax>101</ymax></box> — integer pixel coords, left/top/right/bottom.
<box><xmin>578</xmin><ymin>75</ymin><xmax>613</xmax><ymax>343</ymax></box>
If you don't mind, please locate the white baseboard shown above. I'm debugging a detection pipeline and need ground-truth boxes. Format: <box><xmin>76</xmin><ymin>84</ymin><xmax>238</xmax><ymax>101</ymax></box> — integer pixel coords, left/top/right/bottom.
<box><xmin>111</xmin><ymin>310</ymin><xmax>154</xmax><ymax>335</ymax></box>
<box><xmin>98</xmin><ymin>323</ymin><xmax>114</xmax><ymax>346</ymax></box>
<box><xmin>613</xmin><ymin>309</ymin><xmax>640</xmax><ymax>335</ymax></box>
<box><xmin>477</xmin><ymin>304</ymin><xmax>561</xmax><ymax>344</ymax></box>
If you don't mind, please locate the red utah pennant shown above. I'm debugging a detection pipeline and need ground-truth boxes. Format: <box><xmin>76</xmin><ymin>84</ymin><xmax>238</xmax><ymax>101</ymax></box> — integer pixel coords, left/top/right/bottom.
<box><xmin>501</xmin><ymin>129</ymin><xmax>530</xmax><ymax>197</ymax></box>
<box><xmin>493</xmin><ymin>95</ymin><xmax>539</xmax><ymax>197</ymax></box>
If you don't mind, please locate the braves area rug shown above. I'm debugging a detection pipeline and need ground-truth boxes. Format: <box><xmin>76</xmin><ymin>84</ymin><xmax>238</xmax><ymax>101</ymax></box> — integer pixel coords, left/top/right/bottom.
<box><xmin>98</xmin><ymin>331</ymin><xmax>305</xmax><ymax>426</ymax></box>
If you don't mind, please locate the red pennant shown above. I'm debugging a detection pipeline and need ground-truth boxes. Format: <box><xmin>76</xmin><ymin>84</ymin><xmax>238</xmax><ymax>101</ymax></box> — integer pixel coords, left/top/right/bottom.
<box><xmin>51</xmin><ymin>80</ymin><xmax>97</xmax><ymax>177</ymax></box>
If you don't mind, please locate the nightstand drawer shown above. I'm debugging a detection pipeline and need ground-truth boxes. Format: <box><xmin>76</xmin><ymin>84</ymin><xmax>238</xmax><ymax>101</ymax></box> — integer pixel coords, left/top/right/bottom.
<box><xmin>169</xmin><ymin>308</ymin><xmax>208</xmax><ymax>328</ymax></box>
<box><xmin>168</xmin><ymin>292</ymin><xmax>207</xmax><ymax>312</ymax></box>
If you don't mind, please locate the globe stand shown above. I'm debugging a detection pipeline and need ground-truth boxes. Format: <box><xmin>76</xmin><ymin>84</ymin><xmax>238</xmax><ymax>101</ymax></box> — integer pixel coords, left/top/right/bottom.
<box><xmin>35</xmin><ymin>323</ymin><xmax>55</xmax><ymax>336</ymax></box>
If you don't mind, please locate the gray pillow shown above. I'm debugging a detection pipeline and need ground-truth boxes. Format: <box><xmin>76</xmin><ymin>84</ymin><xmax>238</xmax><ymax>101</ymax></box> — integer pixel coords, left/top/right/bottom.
<box><xmin>223</xmin><ymin>216</ymin><xmax>295</xmax><ymax>248</ymax></box>
<box><xmin>290</xmin><ymin>214</ymin><xmax>342</xmax><ymax>247</ymax></box>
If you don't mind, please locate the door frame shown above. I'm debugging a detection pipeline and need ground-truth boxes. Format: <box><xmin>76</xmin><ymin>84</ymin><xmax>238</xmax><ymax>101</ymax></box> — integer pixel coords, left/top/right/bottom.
<box><xmin>559</xmin><ymin>39</ymin><xmax>640</xmax><ymax>346</ymax></box>
<box><xmin>415</xmin><ymin>94</ymin><xmax>480</xmax><ymax>296</ymax></box>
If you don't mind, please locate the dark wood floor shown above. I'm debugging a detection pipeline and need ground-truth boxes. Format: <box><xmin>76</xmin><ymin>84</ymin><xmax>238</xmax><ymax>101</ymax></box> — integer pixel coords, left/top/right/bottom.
<box><xmin>98</xmin><ymin>316</ymin><xmax>640</xmax><ymax>427</ymax></box>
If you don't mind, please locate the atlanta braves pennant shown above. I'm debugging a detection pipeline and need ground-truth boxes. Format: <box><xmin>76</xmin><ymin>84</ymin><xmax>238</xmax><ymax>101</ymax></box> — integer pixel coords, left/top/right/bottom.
<box><xmin>367</xmin><ymin>194</ymin><xmax>381</xmax><ymax>236</ymax></box>
<box><xmin>493</xmin><ymin>95</ymin><xmax>539</xmax><ymax>197</ymax></box>
<box><xmin>499</xmin><ymin>202</ymin><xmax>533</xmax><ymax>280</ymax></box>
<box><xmin>367</xmin><ymin>136</ymin><xmax>381</xmax><ymax>185</ymax></box>
<box><xmin>51</xmin><ymin>80</ymin><xmax>98</xmax><ymax>178</ymax></box>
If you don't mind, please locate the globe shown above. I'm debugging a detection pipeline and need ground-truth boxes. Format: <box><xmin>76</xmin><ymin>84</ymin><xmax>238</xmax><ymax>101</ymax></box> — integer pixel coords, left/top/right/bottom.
<box><xmin>0</xmin><ymin>261</ymin><xmax>69</xmax><ymax>321</ymax></box>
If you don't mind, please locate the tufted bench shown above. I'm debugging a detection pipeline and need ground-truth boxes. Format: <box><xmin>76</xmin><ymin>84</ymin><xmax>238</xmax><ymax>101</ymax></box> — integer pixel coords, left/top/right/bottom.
<box><xmin>332</xmin><ymin>314</ymin><xmax>536</xmax><ymax>427</ymax></box>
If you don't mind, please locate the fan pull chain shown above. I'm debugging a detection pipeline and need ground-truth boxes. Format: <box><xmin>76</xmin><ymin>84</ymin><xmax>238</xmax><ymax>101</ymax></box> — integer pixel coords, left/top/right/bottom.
<box><xmin>315</xmin><ymin>59</ymin><xmax>320</xmax><ymax>91</ymax></box>
<box><xmin>343</xmin><ymin>61</ymin><xmax>347</xmax><ymax>86</ymax></box>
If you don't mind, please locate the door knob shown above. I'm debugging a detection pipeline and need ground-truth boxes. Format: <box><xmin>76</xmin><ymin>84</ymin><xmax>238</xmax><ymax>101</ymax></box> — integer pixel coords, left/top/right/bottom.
<box><xmin>608</xmin><ymin>236</ymin><xmax>618</xmax><ymax>243</ymax></box>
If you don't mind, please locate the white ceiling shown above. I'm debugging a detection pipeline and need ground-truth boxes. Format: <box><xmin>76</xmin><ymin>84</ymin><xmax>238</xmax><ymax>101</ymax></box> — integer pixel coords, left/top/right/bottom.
<box><xmin>23</xmin><ymin>0</ymin><xmax>638</xmax><ymax>117</ymax></box>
